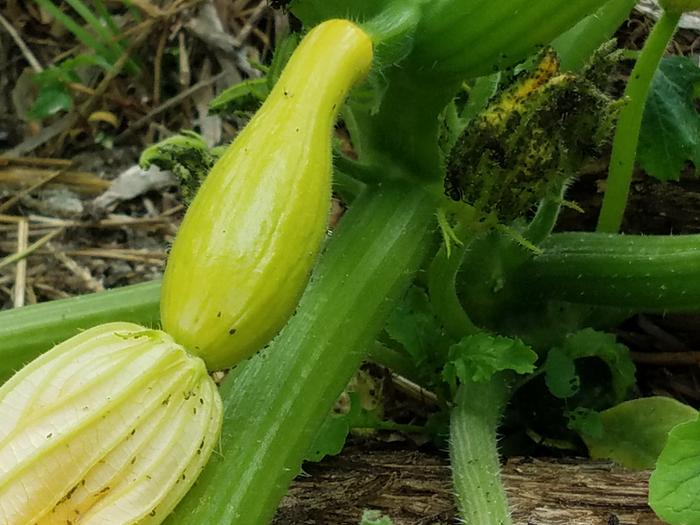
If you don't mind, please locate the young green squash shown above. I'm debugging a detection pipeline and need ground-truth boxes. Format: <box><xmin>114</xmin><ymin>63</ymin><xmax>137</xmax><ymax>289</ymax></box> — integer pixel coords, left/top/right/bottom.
<box><xmin>160</xmin><ymin>20</ymin><xmax>373</xmax><ymax>370</ymax></box>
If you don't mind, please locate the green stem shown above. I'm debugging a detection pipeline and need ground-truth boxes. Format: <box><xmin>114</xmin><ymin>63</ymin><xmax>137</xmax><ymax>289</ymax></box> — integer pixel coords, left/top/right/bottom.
<box><xmin>428</xmin><ymin>240</ymin><xmax>480</xmax><ymax>339</ymax></box>
<box><xmin>409</xmin><ymin>0</ymin><xmax>610</xmax><ymax>79</ymax></box>
<box><xmin>168</xmin><ymin>183</ymin><xmax>437</xmax><ymax>525</ymax></box>
<box><xmin>597</xmin><ymin>10</ymin><xmax>681</xmax><ymax>233</ymax></box>
<box><xmin>553</xmin><ymin>0</ymin><xmax>638</xmax><ymax>72</ymax></box>
<box><xmin>92</xmin><ymin>0</ymin><xmax>121</xmax><ymax>36</ymax></box>
<box><xmin>524</xmin><ymin>191</ymin><xmax>566</xmax><ymax>244</ymax></box>
<box><xmin>0</xmin><ymin>280</ymin><xmax>160</xmax><ymax>384</ymax></box>
<box><xmin>360</xmin><ymin>0</ymin><xmax>422</xmax><ymax>46</ymax></box>
<box><xmin>451</xmin><ymin>376</ymin><xmax>512</xmax><ymax>525</ymax></box>
<box><xmin>368</xmin><ymin>341</ymin><xmax>422</xmax><ymax>383</ymax></box>
<box><xmin>333</xmin><ymin>169</ymin><xmax>366</xmax><ymax>203</ymax></box>
<box><xmin>364</xmin><ymin>72</ymin><xmax>460</xmax><ymax>182</ymax></box>
<box><xmin>518</xmin><ymin>232</ymin><xmax>700</xmax><ymax>312</ymax></box>
<box><xmin>64</xmin><ymin>0</ymin><xmax>123</xmax><ymax>54</ymax></box>
<box><xmin>334</xmin><ymin>154</ymin><xmax>380</xmax><ymax>185</ymax></box>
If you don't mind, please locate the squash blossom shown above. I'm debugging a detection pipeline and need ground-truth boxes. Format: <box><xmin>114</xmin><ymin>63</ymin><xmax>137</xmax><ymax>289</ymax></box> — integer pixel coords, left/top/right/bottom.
<box><xmin>0</xmin><ymin>323</ymin><xmax>222</xmax><ymax>524</ymax></box>
<box><xmin>160</xmin><ymin>19</ymin><xmax>374</xmax><ymax>370</ymax></box>
<box><xmin>0</xmin><ymin>18</ymin><xmax>373</xmax><ymax>525</ymax></box>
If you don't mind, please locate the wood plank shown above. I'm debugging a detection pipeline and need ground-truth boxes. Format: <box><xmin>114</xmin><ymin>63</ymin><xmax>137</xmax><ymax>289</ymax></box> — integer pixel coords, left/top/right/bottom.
<box><xmin>276</xmin><ymin>446</ymin><xmax>663</xmax><ymax>524</ymax></box>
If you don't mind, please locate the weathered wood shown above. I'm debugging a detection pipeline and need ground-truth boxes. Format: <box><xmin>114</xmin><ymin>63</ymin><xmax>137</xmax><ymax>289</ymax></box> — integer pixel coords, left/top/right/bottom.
<box><xmin>275</xmin><ymin>446</ymin><xmax>663</xmax><ymax>524</ymax></box>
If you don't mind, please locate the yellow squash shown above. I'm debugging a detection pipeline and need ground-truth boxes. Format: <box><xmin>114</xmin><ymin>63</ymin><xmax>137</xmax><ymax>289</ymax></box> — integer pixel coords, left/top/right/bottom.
<box><xmin>161</xmin><ymin>20</ymin><xmax>373</xmax><ymax>370</ymax></box>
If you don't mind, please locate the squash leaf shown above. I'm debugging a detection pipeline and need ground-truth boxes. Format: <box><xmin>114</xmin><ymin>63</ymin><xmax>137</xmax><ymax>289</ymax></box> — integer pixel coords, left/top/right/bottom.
<box><xmin>443</xmin><ymin>333</ymin><xmax>537</xmax><ymax>388</ymax></box>
<box><xmin>543</xmin><ymin>329</ymin><xmax>635</xmax><ymax>403</ymax></box>
<box><xmin>650</xmin><ymin>415</ymin><xmax>700</xmax><ymax>524</ymax></box>
<box><xmin>385</xmin><ymin>286</ymin><xmax>449</xmax><ymax>369</ymax></box>
<box><xmin>638</xmin><ymin>56</ymin><xmax>700</xmax><ymax>182</ymax></box>
<box><xmin>583</xmin><ymin>397</ymin><xmax>697</xmax><ymax>470</ymax></box>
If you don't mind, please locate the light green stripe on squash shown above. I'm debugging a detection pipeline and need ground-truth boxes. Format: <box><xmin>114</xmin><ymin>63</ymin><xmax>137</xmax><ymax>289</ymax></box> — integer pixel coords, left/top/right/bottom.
<box><xmin>160</xmin><ymin>20</ymin><xmax>374</xmax><ymax>370</ymax></box>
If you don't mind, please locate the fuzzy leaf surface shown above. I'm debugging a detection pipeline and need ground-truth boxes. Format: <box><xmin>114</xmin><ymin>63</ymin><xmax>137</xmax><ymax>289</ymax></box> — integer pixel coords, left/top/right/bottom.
<box><xmin>385</xmin><ymin>286</ymin><xmax>448</xmax><ymax>368</ymax></box>
<box><xmin>544</xmin><ymin>329</ymin><xmax>635</xmax><ymax>403</ymax></box>
<box><xmin>639</xmin><ymin>56</ymin><xmax>700</xmax><ymax>181</ymax></box>
<box><xmin>584</xmin><ymin>397</ymin><xmax>697</xmax><ymax>469</ymax></box>
<box><xmin>650</xmin><ymin>415</ymin><xmax>700</xmax><ymax>524</ymax></box>
<box><xmin>444</xmin><ymin>333</ymin><xmax>537</xmax><ymax>386</ymax></box>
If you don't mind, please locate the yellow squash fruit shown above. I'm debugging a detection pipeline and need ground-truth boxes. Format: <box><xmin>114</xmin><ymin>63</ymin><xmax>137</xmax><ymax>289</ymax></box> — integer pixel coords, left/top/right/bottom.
<box><xmin>0</xmin><ymin>323</ymin><xmax>222</xmax><ymax>525</ymax></box>
<box><xmin>161</xmin><ymin>20</ymin><xmax>373</xmax><ymax>370</ymax></box>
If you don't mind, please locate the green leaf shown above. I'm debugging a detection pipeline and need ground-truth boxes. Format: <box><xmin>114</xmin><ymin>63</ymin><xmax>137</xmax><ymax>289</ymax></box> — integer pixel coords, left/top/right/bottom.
<box><xmin>385</xmin><ymin>286</ymin><xmax>449</xmax><ymax>367</ymax></box>
<box><xmin>584</xmin><ymin>397</ymin><xmax>697</xmax><ymax>470</ymax></box>
<box><xmin>28</xmin><ymin>53</ymin><xmax>119</xmax><ymax>120</ymax></box>
<box><xmin>267</xmin><ymin>33</ymin><xmax>300</xmax><ymax>91</ymax></box>
<box><xmin>545</xmin><ymin>346</ymin><xmax>580</xmax><ymax>399</ymax></box>
<box><xmin>209</xmin><ymin>78</ymin><xmax>269</xmax><ymax>116</ymax></box>
<box><xmin>650</xmin><ymin>415</ymin><xmax>700</xmax><ymax>524</ymax></box>
<box><xmin>36</xmin><ymin>55</ymin><xmax>111</xmax><ymax>87</ymax></box>
<box><xmin>304</xmin><ymin>392</ymin><xmax>386</xmax><ymax>463</ymax></box>
<box><xmin>460</xmin><ymin>73</ymin><xmax>500</xmax><ymax>124</ymax></box>
<box><xmin>547</xmin><ymin>329</ymin><xmax>636</xmax><ymax>403</ymax></box>
<box><xmin>305</xmin><ymin>412</ymin><xmax>350</xmax><ymax>463</ymax></box>
<box><xmin>638</xmin><ymin>56</ymin><xmax>700</xmax><ymax>182</ymax></box>
<box><xmin>59</xmin><ymin>54</ymin><xmax>113</xmax><ymax>74</ymax></box>
<box><xmin>139</xmin><ymin>131</ymin><xmax>218</xmax><ymax>203</ymax></box>
<box><xmin>444</xmin><ymin>333</ymin><xmax>537</xmax><ymax>386</ymax></box>
<box><xmin>552</xmin><ymin>0</ymin><xmax>637</xmax><ymax>72</ymax></box>
<box><xmin>567</xmin><ymin>407</ymin><xmax>604</xmax><ymax>440</ymax></box>
<box><xmin>29</xmin><ymin>83</ymin><xmax>73</xmax><ymax>119</ymax></box>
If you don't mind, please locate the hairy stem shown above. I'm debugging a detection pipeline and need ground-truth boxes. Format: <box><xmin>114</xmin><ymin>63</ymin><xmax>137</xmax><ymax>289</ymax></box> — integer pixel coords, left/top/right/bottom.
<box><xmin>553</xmin><ymin>0</ymin><xmax>638</xmax><ymax>72</ymax></box>
<box><xmin>524</xmin><ymin>191</ymin><xmax>566</xmax><ymax>244</ymax></box>
<box><xmin>368</xmin><ymin>341</ymin><xmax>422</xmax><ymax>383</ymax></box>
<box><xmin>428</xmin><ymin>240</ymin><xmax>481</xmax><ymax>340</ymax></box>
<box><xmin>451</xmin><ymin>376</ymin><xmax>512</xmax><ymax>525</ymax></box>
<box><xmin>596</xmin><ymin>10</ymin><xmax>680</xmax><ymax>233</ymax></box>
<box><xmin>168</xmin><ymin>183</ymin><xmax>437</xmax><ymax>525</ymax></box>
<box><xmin>518</xmin><ymin>232</ymin><xmax>700</xmax><ymax>311</ymax></box>
<box><xmin>0</xmin><ymin>280</ymin><xmax>160</xmax><ymax>384</ymax></box>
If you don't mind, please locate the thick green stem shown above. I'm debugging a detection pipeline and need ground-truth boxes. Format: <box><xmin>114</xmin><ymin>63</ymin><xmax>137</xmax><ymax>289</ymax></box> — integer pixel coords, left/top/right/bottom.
<box><xmin>524</xmin><ymin>189</ymin><xmax>567</xmax><ymax>244</ymax></box>
<box><xmin>0</xmin><ymin>280</ymin><xmax>160</xmax><ymax>384</ymax></box>
<box><xmin>451</xmin><ymin>376</ymin><xmax>512</xmax><ymax>525</ymax></box>
<box><xmin>597</xmin><ymin>10</ymin><xmax>680</xmax><ymax>233</ymax></box>
<box><xmin>428</xmin><ymin>240</ymin><xmax>480</xmax><ymax>340</ymax></box>
<box><xmin>409</xmin><ymin>0</ymin><xmax>609</xmax><ymax>79</ymax></box>
<box><xmin>168</xmin><ymin>183</ymin><xmax>436</xmax><ymax>525</ymax></box>
<box><xmin>334</xmin><ymin>154</ymin><xmax>379</xmax><ymax>185</ymax></box>
<box><xmin>518</xmin><ymin>232</ymin><xmax>700</xmax><ymax>312</ymax></box>
<box><xmin>364</xmin><ymin>73</ymin><xmax>459</xmax><ymax>182</ymax></box>
<box><xmin>553</xmin><ymin>0</ymin><xmax>638</xmax><ymax>72</ymax></box>
<box><xmin>368</xmin><ymin>341</ymin><xmax>422</xmax><ymax>383</ymax></box>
